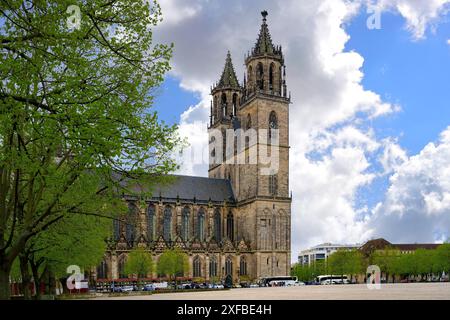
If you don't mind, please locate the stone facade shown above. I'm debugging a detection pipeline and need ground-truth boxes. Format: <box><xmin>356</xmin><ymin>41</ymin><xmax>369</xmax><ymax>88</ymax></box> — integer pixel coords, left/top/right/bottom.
<box><xmin>99</xmin><ymin>11</ymin><xmax>292</xmax><ymax>284</ymax></box>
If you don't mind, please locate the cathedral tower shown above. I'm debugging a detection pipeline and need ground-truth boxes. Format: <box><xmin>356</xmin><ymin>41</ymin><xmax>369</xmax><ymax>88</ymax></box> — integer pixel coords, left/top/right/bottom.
<box><xmin>209</xmin><ymin>11</ymin><xmax>292</xmax><ymax>277</ymax></box>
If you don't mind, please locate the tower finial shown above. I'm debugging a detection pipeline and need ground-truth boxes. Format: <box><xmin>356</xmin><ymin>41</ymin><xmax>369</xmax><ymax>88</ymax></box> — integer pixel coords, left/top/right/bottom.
<box><xmin>261</xmin><ymin>10</ymin><xmax>268</xmax><ymax>21</ymax></box>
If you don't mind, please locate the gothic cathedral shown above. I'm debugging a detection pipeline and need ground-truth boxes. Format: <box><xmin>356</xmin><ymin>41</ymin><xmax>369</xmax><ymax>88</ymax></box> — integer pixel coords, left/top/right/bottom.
<box><xmin>100</xmin><ymin>11</ymin><xmax>292</xmax><ymax>284</ymax></box>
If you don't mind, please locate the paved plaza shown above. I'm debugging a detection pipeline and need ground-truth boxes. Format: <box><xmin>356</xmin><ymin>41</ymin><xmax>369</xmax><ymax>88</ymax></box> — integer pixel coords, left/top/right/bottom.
<box><xmin>94</xmin><ymin>283</ymin><xmax>450</xmax><ymax>300</ymax></box>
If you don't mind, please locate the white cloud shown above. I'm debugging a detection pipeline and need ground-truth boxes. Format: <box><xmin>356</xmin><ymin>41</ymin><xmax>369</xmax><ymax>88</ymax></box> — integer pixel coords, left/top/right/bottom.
<box><xmin>153</xmin><ymin>0</ymin><xmax>450</xmax><ymax>261</ymax></box>
<box><xmin>379</xmin><ymin>138</ymin><xmax>408</xmax><ymax>174</ymax></box>
<box><xmin>368</xmin><ymin>127</ymin><xmax>450</xmax><ymax>242</ymax></box>
<box><xmin>374</xmin><ymin>0</ymin><xmax>450</xmax><ymax>39</ymax></box>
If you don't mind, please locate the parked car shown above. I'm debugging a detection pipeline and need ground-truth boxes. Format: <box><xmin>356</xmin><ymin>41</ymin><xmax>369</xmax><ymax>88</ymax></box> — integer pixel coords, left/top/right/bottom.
<box><xmin>199</xmin><ymin>283</ymin><xmax>209</xmax><ymax>289</ymax></box>
<box><xmin>208</xmin><ymin>283</ymin><xmax>224</xmax><ymax>289</ymax></box>
<box><xmin>153</xmin><ymin>282</ymin><xmax>169</xmax><ymax>290</ymax></box>
<box><xmin>183</xmin><ymin>283</ymin><xmax>193</xmax><ymax>289</ymax></box>
<box><xmin>249</xmin><ymin>283</ymin><xmax>260</xmax><ymax>288</ymax></box>
<box><xmin>142</xmin><ymin>284</ymin><xmax>155</xmax><ymax>291</ymax></box>
<box><xmin>111</xmin><ymin>286</ymin><xmax>123</xmax><ymax>292</ymax></box>
<box><xmin>121</xmin><ymin>285</ymin><xmax>134</xmax><ymax>292</ymax></box>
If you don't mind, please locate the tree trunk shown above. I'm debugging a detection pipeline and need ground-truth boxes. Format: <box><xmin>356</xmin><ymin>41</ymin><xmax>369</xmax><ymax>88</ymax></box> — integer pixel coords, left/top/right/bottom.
<box><xmin>19</xmin><ymin>254</ymin><xmax>32</xmax><ymax>300</ymax></box>
<box><xmin>30</xmin><ymin>261</ymin><xmax>44</xmax><ymax>300</ymax></box>
<box><xmin>0</xmin><ymin>263</ymin><xmax>11</xmax><ymax>300</ymax></box>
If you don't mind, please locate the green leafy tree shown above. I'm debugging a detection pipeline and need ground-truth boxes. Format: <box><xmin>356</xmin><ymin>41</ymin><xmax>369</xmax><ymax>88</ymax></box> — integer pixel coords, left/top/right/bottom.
<box><xmin>370</xmin><ymin>249</ymin><xmax>400</xmax><ymax>283</ymax></box>
<box><xmin>124</xmin><ymin>247</ymin><xmax>154</xmax><ymax>279</ymax></box>
<box><xmin>327</xmin><ymin>250</ymin><xmax>347</xmax><ymax>280</ymax></box>
<box><xmin>0</xmin><ymin>0</ymin><xmax>180</xmax><ymax>299</ymax></box>
<box><xmin>20</xmin><ymin>213</ymin><xmax>110</xmax><ymax>299</ymax></box>
<box><xmin>415</xmin><ymin>249</ymin><xmax>438</xmax><ymax>281</ymax></box>
<box><xmin>157</xmin><ymin>248</ymin><xmax>189</xmax><ymax>287</ymax></box>
<box><xmin>435</xmin><ymin>243</ymin><xmax>450</xmax><ymax>279</ymax></box>
<box><xmin>343</xmin><ymin>250</ymin><xmax>364</xmax><ymax>283</ymax></box>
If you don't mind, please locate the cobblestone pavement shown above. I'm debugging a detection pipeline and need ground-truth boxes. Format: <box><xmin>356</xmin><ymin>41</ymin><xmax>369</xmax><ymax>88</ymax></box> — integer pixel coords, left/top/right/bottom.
<box><xmin>94</xmin><ymin>283</ymin><xmax>450</xmax><ymax>300</ymax></box>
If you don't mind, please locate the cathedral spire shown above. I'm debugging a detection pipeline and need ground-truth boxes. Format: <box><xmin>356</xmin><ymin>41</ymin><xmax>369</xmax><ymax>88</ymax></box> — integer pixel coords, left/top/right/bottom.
<box><xmin>215</xmin><ymin>51</ymin><xmax>240</xmax><ymax>90</ymax></box>
<box><xmin>251</xmin><ymin>10</ymin><xmax>281</xmax><ymax>57</ymax></box>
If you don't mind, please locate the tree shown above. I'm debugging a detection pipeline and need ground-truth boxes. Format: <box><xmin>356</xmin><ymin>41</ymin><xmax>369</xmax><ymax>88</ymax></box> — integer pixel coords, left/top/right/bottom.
<box><xmin>124</xmin><ymin>248</ymin><xmax>154</xmax><ymax>279</ymax></box>
<box><xmin>370</xmin><ymin>249</ymin><xmax>400</xmax><ymax>283</ymax></box>
<box><xmin>435</xmin><ymin>243</ymin><xmax>450</xmax><ymax>279</ymax></box>
<box><xmin>157</xmin><ymin>248</ymin><xmax>189</xmax><ymax>286</ymax></box>
<box><xmin>327</xmin><ymin>250</ymin><xmax>347</xmax><ymax>281</ymax></box>
<box><xmin>343</xmin><ymin>250</ymin><xmax>364</xmax><ymax>283</ymax></box>
<box><xmin>23</xmin><ymin>213</ymin><xmax>111</xmax><ymax>299</ymax></box>
<box><xmin>0</xmin><ymin>0</ymin><xmax>180</xmax><ymax>299</ymax></box>
<box><xmin>414</xmin><ymin>249</ymin><xmax>438</xmax><ymax>281</ymax></box>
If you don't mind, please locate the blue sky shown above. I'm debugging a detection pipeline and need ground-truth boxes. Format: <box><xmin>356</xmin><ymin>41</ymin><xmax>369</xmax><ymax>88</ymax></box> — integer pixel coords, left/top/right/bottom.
<box><xmin>152</xmin><ymin>0</ymin><xmax>450</xmax><ymax>256</ymax></box>
<box><xmin>345</xmin><ymin>9</ymin><xmax>450</xmax><ymax>211</ymax></box>
<box><xmin>153</xmin><ymin>76</ymin><xmax>200</xmax><ymax>126</ymax></box>
<box><xmin>346</xmin><ymin>10</ymin><xmax>450</xmax><ymax>156</ymax></box>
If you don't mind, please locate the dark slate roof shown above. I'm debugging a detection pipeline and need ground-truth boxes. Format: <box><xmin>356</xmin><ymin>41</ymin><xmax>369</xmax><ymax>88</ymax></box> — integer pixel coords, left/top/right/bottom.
<box><xmin>360</xmin><ymin>238</ymin><xmax>440</xmax><ymax>255</ymax></box>
<box><xmin>216</xmin><ymin>51</ymin><xmax>240</xmax><ymax>89</ymax></box>
<box><xmin>151</xmin><ymin>175</ymin><xmax>235</xmax><ymax>203</ymax></box>
<box><xmin>394</xmin><ymin>243</ymin><xmax>440</xmax><ymax>251</ymax></box>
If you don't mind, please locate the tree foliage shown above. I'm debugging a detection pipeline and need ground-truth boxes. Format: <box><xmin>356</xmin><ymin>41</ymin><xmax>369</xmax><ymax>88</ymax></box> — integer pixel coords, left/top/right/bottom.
<box><xmin>0</xmin><ymin>0</ymin><xmax>180</xmax><ymax>299</ymax></box>
<box><xmin>157</xmin><ymin>248</ymin><xmax>189</xmax><ymax>282</ymax></box>
<box><xmin>291</xmin><ymin>260</ymin><xmax>326</xmax><ymax>282</ymax></box>
<box><xmin>294</xmin><ymin>245</ymin><xmax>449</xmax><ymax>284</ymax></box>
<box><xmin>124</xmin><ymin>247</ymin><xmax>154</xmax><ymax>279</ymax></box>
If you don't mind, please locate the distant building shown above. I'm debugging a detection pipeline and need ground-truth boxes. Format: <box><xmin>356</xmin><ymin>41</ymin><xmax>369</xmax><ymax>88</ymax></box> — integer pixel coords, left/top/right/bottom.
<box><xmin>359</xmin><ymin>238</ymin><xmax>440</xmax><ymax>256</ymax></box>
<box><xmin>298</xmin><ymin>243</ymin><xmax>360</xmax><ymax>266</ymax></box>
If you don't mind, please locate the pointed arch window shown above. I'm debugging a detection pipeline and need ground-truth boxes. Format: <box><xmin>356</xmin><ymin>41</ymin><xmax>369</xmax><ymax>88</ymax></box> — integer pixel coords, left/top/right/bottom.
<box><xmin>209</xmin><ymin>256</ymin><xmax>218</xmax><ymax>278</ymax></box>
<box><xmin>232</xmin><ymin>93</ymin><xmax>238</xmax><ymax>116</ymax></box>
<box><xmin>147</xmin><ymin>204</ymin><xmax>155</xmax><ymax>241</ymax></box>
<box><xmin>113</xmin><ymin>218</ymin><xmax>121</xmax><ymax>241</ymax></box>
<box><xmin>257</xmin><ymin>62</ymin><xmax>264</xmax><ymax>90</ymax></box>
<box><xmin>225</xmin><ymin>256</ymin><xmax>233</xmax><ymax>276</ymax></box>
<box><xmin>181</xmin><ymin>206</ymin><xmax>190</xmax><ymax>241</ymax></box>
<box><xmin>269</xmin><ymin>63</ymin><xmax>275</xmax><ymax>91</ymax></box>
<box><xmin>196</xmin><ymin>208</ymin><xmax>205</xmax><ymax>241</ymax></box>
<box><xmin>226</xmin><ymin>211</ymin><xmax>234</xmax><ymax>241</ymax></box>
<box><xmin>239</xmin><ymin>256</ymin><xmax>247</xmax><ymax>276</ymax></box>
<box><xmin>221</xmin><ymin>93</ymin><xmax>227</xmax><ymax>118</ymax></box>
<box><xmin>268</xmin><ymin>111</ymin><xmax>278</xmax><ymax>141</ymax></box>
<box><xmin>269</xmin><ymin>174</ymin><xmax>278</xmax><ymax>196</ymax></box>
<box><xmin>163</xmin><ymin>206</ymin><xmax>172</xmax><ymax>242</ymax></box>
<box><xmin>246</xmin><ymin>114</ymin><xmax>252</xmax><ymax>130</ymax></box>
<box><xmin>118</xmin><ymin>256</ymin><xmax>127</xmax><ymax>279</ymax></box>
<box><xmin>126</xmin><ymin>202</ymin><xmax>137</xmax><ymax>245</ymax></box>
<box><xmin>214</xmin><ymin>208</ymin><xmax>222</xmax><ymax>242</ymax></box>
<box><xmin>97</xmin><ymin>261</ymin><xmax>108</xmax><ymax>280</ymax></box>
<box><xmin>193</xmin><ymin>256</ymin><xmax>202</xmax><ymax>278</ymax></box>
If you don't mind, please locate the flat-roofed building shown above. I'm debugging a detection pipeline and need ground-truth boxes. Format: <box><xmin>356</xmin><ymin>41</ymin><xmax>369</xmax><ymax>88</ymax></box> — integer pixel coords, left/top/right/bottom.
<box><xmin>298</xmin><ymin>243</ymin><xmax>360</xmax><ymax>266</ymax></box>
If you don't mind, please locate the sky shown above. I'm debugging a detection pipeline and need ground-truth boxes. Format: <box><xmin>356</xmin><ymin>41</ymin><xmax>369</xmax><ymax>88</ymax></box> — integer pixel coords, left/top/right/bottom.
<box><xmin>151</xmin><ymin>0</ymin><xmax>450</xmax><ymax>262</ymax></box>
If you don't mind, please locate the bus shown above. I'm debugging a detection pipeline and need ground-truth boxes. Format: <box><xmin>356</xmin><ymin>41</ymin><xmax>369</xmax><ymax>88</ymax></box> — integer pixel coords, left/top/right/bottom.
<box><xmin>260</xmin><ymin>276</ymin><xmax>299</xmax><ymax>287</ymax></box>
<box><xmin>316</xmin><ymin>275</ymin><xmax>349</xmax><ymax>285</ymax></box>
